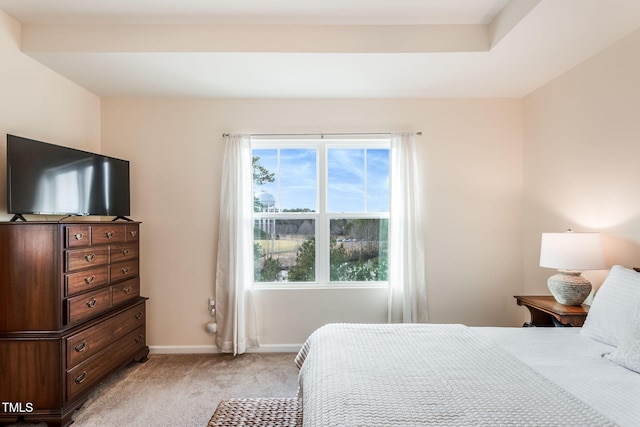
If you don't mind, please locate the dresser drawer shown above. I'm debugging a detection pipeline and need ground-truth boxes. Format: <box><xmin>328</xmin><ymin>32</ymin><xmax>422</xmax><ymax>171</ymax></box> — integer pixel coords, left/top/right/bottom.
<box><xmin>65</xmin><ymin>267</ymin><xmax>109</xmax><ymax>296</ymax></box>
<box><xmin>109</xmin><ymin>244</ymin><xmax>138</xmax><ymax>264</ymax></box>
<box><xmin>66</xmin><ymin>287</ymin><xmax>112</xmax><ymax>324</ymax></box>
<box><xmin>65</xmin><ymin>226</ymin><xmax>91</xmax><ymax>248</ymax></box>
<box><xmin>110</xmin><ymin>260</ymin><xmax>138</xmax><ymax>283</ymax></box>
<box><xmin>112</xmin><ymin>278</ymin><xmax>140</xmax><ymax>307</ymax></box>
<box><xmin>66</xmin><ymin>301</ymin><xmax>146</xmax><ymax>367</ymax></box>
<box><xmin>66</xmin><ymin>248</ymin><xmax>109</xmax><ymax>272</ymax></box>
<box><xmin>92</xmin><ymin>225</ymin><xmax>126</xmax><ymax>245</ymax></box>
<box><xmin>66</xmin><ymin>325</ymin><xmax>146</xmax><ymax>402</ymax></box>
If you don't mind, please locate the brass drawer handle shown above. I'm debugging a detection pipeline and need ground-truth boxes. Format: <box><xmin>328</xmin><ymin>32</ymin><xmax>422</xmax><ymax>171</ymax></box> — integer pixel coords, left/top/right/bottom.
<box><xmin>74</xmin><ymin>341</ymin><xmax>87</xmax><ymax>352</ymax></box>
<box><xmin>123</xmin><ymin>286</ymin><xmax>132</xmax><ymax>294</ymax></box>
<box><xmin>74</xmin><ymin>233</ymin><xmax>84</xmax><ymax>240</ymax></box>
<box><xmin>135</xmin><ymin>335</ymin><xmax>144</xmax><ymax>344</ymax></box>
<box><xmin>85</xmin><ymin>254</ymin><xmax>95</xmax><ymax>262</ymax></box>
<box><xmin>84</xmin><ymin>275</ymin><xmax>95</xmax><ymax>284</ymax></box>
<box><xmin>106</xmin><ymin>231</ymin><xmax>114</xmax><ymax>239</ymax></box>
<box><xmin>86</xmin><ymin>298</ymin><xmax>97</xmax><ymax>308</ymax></box>
<box><xmin>129</xmin><ymin>230</ymin><xmax>137</xmax><ymax>237</ymax></box>
<box><xmin>122</xmin><ymin>249</ymin><xmax>129</xmax><ymax>256</ymax></box>
<box><xmin>135</xmin><ymin>312</ymin><xmax>143</xmax><ymax>320</ymax></box>
<box><xmin>121</xmin><ymin>267</ymin><xmax>129</xmax><ymax>274</ymax></box>
<box><xmin>75</xmin><ymin>371</ymin><xmax>87</xmax><ymax>384</ymax></box>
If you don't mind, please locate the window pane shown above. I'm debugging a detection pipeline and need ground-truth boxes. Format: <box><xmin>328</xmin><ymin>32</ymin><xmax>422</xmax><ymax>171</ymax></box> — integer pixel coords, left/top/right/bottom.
<box><xmin>254</xmin><ymin>219</ymin><xmax>316</xmax><ymax>282</ymax></box>
<box><xmin>329</xmin><ymin>218</ymin><xmax>388</xmax><ymax>282</ymax></box>
<box><xmin>253</xmin><ymin>148</ymin><xmax>317</xmax><ymax>213</ymax></box>
<box><xmin>328</xmin><ymin>148</ymin><xmax>390</xmax><ymax>213</ymax></box>
<box><xmin>366</xmin><ymin>149</ymin><xmax>390</xmax><ymax>212</ymax></box>
<box><xmin>328</xmin><ymin>149</ymin><xmax>364</xmax><ymax>212</ymax></box>
<box><xmin>280</xmin><ymin>149</ymin><xmax>317</xmax><ymax>212</ymax></box>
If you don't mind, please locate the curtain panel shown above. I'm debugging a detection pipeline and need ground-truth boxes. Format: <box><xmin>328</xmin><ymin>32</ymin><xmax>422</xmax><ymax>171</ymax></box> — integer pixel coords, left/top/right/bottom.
<box><xmin>388</xmin><ymin>132</ymin><xmax>428</xmax><ymax>323</ymax></box>
<box><xmin>215</xmin><ymin>134</ymin><xmax>259</xmax><ymax>355</ymax></box>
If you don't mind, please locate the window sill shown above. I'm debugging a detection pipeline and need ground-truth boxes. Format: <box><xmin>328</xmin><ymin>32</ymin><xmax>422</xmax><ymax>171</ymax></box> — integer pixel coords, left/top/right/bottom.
<box><xmin>253</xmin><ymin>283</ymin><xmax>388</xmax><ymax>291</ymax></box>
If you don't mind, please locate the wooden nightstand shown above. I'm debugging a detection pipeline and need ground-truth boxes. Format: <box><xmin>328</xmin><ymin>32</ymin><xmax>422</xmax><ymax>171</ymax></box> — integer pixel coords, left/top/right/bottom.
<box><xmin>514</xmin><ymin>295</ymin><xmax>589</xmax><ymax>327</ymax></box>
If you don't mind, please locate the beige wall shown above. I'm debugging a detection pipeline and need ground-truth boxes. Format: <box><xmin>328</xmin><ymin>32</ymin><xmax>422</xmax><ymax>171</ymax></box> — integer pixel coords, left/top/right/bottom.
<box><xmin>0</xmin><ymin>10</ymin><xmax>100</xmax><ymax>221</ymax></box>
<box><xmin>101</xmin><ymin>97</ymin><xmax>524</xmax><ymax>350</ymax></box>
<box><xmin>0</xmin><ymin>8</ymin><xmax>525</xmax><ymax>350</ymax></box>
<box><xmin>523</xmin><ymin>28</ymin><xmax>640</xmax><ymax>295</ymax></box>
<box><xmin>6</xmin><ymin>2</ymin><xmax>640</xmax><ymax>351</ymax></box>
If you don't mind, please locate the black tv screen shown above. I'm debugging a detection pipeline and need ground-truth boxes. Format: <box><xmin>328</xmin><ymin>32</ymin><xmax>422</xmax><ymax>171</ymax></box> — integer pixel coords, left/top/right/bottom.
<box><xmin>6</xmin><ymin>134</ymin><xmax>130</xmax><ymax>218</ymax></box>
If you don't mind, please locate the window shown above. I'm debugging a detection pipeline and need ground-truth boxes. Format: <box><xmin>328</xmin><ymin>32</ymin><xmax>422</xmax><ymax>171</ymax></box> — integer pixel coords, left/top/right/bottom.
<box><xmin>252</xmin><ymin>136</ymin><xmax>390</xmax><ymax>286</ymax></box>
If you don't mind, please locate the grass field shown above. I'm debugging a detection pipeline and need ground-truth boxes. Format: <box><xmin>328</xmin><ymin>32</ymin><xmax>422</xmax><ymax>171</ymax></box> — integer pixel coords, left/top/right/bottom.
<box><xmin>256</xmin><ymin>238</ymin><xmax>304</xmax><ymax>254</ymax></box>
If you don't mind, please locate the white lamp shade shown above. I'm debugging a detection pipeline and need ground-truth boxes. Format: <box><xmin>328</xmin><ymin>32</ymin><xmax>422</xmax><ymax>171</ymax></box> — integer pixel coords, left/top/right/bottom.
<box><xmin>539</xmin><ymin>232</ymin><xmax>606</xmax><ymax>271</ymax></box>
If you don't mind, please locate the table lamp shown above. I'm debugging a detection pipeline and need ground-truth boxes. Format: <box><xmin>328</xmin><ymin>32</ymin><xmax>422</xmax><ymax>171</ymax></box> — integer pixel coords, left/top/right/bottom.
<box><xmin>539</xmin><ymin>230</ymin><xmax>606</xmax><ymax>306</ymax></box>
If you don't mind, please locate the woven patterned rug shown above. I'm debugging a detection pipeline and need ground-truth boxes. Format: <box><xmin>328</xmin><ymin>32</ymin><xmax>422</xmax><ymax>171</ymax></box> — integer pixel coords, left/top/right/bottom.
<box><xmin>208</xmin><ymin>398</ymin><xmax>302</xmax><ymax>427</ymax></box>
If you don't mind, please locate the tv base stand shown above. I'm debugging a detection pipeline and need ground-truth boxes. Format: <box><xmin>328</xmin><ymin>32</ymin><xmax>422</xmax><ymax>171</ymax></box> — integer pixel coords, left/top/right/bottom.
<box><xmin>9</xmin><ymin>214</ymin><xmax>26</xmax><ymax>222</ymax></box>
<box><xmin>112</xmin><ymin>216</ymin><xmax>133</xmax><ymax>222</ymax></box>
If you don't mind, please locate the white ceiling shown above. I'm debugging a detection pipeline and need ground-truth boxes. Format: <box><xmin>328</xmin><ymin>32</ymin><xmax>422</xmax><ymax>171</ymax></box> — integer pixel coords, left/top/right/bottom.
<box><xmin>1</xmin><ymin>0</ymin><xmax>640</xmax><ymax>98</ymax></box>
<box><xmin>0</xmin><ymin>0</ymin><xmax>512</xmax><ymax>25</ymax></box>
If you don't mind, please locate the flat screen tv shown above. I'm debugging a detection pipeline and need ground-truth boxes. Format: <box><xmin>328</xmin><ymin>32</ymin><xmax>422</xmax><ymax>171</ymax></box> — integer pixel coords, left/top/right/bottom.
<box><xmin>6</xmin><ymin>134</ymin><xmax>131</xmax><ymax>221</ymax></box>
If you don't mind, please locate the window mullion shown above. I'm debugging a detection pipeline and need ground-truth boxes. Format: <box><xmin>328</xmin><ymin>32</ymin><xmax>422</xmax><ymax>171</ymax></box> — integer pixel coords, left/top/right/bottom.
<box><xmin>276</xmin><ymin>148</ymin><xmax>281</xmax><ymax>212</ymax></box>
<box><xmin>363</xmin><ymin>148</ymin><xmax>368</xmax><ymax>212</ymax></box>
<box><xmin>316</xmin><ymin>143</ymin><xmax>329</xmax><ymax>284</ymax></box>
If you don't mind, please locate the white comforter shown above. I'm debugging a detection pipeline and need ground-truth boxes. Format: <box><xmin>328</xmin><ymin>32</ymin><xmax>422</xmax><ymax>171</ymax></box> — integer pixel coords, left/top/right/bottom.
<box><xmin>296</xmin><ymin>324</ymin><xmax>616</xmax><ymax>427</ymax></box>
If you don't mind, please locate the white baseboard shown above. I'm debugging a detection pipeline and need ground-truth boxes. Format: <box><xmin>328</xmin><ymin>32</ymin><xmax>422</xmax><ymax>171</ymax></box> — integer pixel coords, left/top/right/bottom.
<box><xmin>149</xmin><ymin>343</ymin><xmax>302</xmax><ymax>354</ymax></box>
<box><xmin>149</xmin><ymin>345</ymin><xmax>220</xmax><ymax>354</ymax></box>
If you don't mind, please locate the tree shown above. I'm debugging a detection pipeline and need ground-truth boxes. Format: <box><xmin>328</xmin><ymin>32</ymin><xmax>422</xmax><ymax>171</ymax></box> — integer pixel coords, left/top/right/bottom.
<box><xmin>286</xmin><ymin>236</ymin><xmax>387</xmax><ymax>283</ymax></box>
<box><xmin>253</xmin><ymin>242</ymin><xmax>264</xmax><ymax>281</ymax></box>
<box><xmin>252</xmin><ymin>156</ymin><xmax>275</xmax><ymax>185</ymax></box>
<box><xmin>298</xmin><ymin>220</ymin><xmax>314</xmax><ymax>237</ymax></box>
<box><xmin>287</xmin><ymin>237</ymin><xmax>316</xmax><ymax>282</ymax></box>
<box><xmin>329</xmin><ymin>239</ymin><xmax>350</xmax><ymax>281</ymax></box>
<box><xmin>375</xmin><ymin>255</ymin><xmax>388</xmax><ymax>281</ymax></box>
<box><xmin>253</xmin><ymin>156</ymin><xmax>275</xmax><ymax>212</ymax></box>
<box><xmin>260</xmin><ymin>256</ymin><xmax>281</xmax><ymax>282</ymax></box>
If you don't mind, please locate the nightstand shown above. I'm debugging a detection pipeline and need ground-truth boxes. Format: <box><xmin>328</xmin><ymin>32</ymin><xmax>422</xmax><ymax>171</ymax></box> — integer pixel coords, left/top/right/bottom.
<box><xmin>514</xmin><ymin>295</ymin><xmax>589</xmax><ymax>327</ymax></box>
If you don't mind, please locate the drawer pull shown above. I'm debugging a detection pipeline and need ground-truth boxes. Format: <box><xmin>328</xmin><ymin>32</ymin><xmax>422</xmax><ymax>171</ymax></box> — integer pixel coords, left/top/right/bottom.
<box><xmin>135</xmin><ymin>335</ymin><xmax>144</xmax><ymax>344</ymax></box>
<box><xmin>105</xmin><ymin>231</ymin><xmax>114</xmax><ymax>239</ymax></box>
<box><xmin>75</xmin><ymin>371</ymin><xmax>87</xmax><ymax>384</ymax></box>
<box><xmin>84</xmin><ymin>275</ymin><xmax>95</xmax><ymax>284</ymax></box>
<box><xmin>74</xmin><ymin>341</ymin><xmax>88</xmax><ymax>352</ymax></box>
<box><xmin>135</xmin><ymin>312</ymin><xmax>143</xmax><ymax>320</ymax></box>
<box><xmin>121</xmin><ymin>267</ymin><xmax>129</xmax><ymax>274</ymax></box>
<box><xmin>130</xmin><ymin>230</ymin><xmax>137</xmax><ymax>237</ymax></box>
<box><xmin>85</xmin><ymin>254</ymin><xmax>95</xmax><ymax>262</ymax></box>
<box><xmin>123</xmin><ymin>286</ymin><xmax>133</xmax><ymax>294</ymax></box>
<box><xmin>74</xmin><ymin>233</ymin><xmax>84</xmax><ymax>240</ymax></box>
<box><xmin>122</xmin><ymin>248</ymin><xmax>129</xmax><ymax>256</ymax></box>
<box><xmin>86</xmin><ymin>298</ymin><xmax>97</xmax><ymax>308</ymax></box>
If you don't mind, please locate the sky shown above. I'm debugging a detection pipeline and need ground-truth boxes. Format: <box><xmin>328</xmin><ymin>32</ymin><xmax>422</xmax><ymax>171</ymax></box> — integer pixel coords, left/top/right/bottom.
<box><xmin>253</xmin><ymin>147</ymin><xmax>389</xmax><ymax>213</ymax></box>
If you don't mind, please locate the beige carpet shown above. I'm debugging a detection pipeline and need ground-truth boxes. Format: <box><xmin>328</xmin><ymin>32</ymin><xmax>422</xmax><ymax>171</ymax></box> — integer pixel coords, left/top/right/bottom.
<box><xmin>8</xmin><ymin>353</ymin><xmax>300</xmax><ymax>427</ymax></box>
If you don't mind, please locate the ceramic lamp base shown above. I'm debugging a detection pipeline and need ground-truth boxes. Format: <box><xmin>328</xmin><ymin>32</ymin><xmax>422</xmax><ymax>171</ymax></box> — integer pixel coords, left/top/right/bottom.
<box><xmin>547</xmin><ymin>271</ymin><xmax>592</xmax><ymax>306</ymax></box>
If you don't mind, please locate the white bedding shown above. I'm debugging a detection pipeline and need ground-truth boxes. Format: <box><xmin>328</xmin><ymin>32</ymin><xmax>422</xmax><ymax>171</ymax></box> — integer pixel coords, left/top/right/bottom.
<box><xmin>296</xmin><ymin>323</ymin><xmax>638</xmax><ymax>427</ymax></box>
<box><xmin>475</xmin><ymin>327</ymin><xmax>640</xmax><ymax>427</ymax></box>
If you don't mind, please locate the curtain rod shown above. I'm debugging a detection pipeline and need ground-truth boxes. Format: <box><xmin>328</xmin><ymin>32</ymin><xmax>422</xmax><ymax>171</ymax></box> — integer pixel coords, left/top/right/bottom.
<box><xmin>222</xmin><ymin>131</ymin><xmax>422</xmax><ymax>138</ymax></box>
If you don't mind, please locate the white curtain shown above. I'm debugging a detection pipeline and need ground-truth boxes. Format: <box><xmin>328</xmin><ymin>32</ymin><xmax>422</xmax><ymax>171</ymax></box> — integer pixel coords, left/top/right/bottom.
<box><xmin>388</xmin><ymin>132</ymin><xmax>428</xmax><ymax>323</ymax></box>
<box><xmin>215</xmin><ymin>134</ymin><xmax>259</xmax><ymax>354</ymax></box>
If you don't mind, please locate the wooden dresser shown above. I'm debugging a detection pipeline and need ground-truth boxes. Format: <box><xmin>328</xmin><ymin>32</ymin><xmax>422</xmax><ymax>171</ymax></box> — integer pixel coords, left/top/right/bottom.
<box><xmin>0</xmin><ymin>221</ymin><xmax>149</xmax><ymax>426</ymax></box>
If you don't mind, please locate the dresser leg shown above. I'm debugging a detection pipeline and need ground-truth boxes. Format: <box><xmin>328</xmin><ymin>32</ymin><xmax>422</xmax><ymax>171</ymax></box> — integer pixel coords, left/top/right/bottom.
<box><xmin>134</xmin><ymin>346</ymin><xmax>150</xmax><ymax>363</ymax></box>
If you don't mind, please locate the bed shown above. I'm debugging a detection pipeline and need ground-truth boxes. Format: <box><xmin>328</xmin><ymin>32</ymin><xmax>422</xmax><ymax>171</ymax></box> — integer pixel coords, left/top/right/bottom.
<box><xmin>295</xmin><ymin>265</ymin><xmax>640</xmax><ymax>426</ymax></box>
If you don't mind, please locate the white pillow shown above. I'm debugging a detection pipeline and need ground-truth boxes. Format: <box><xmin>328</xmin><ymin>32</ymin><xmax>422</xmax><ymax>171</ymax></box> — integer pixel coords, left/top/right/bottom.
<box><xmin>581</xmin><ymin>265</ymin><xmax>640</xmax><ymax>347</ymax></box>
<box><xmin>605</xmin><ymin>302</ymin><xmax>640</xmax><ymax>373</ymax></box>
